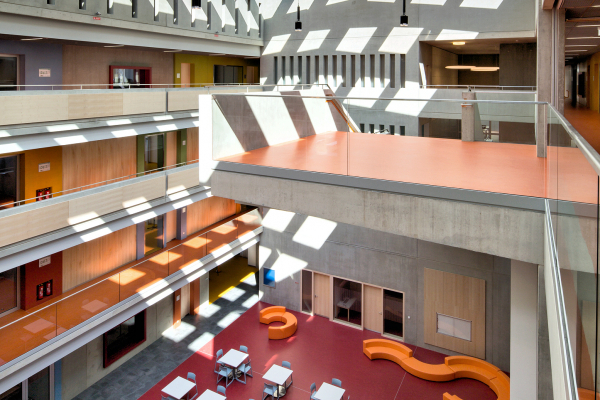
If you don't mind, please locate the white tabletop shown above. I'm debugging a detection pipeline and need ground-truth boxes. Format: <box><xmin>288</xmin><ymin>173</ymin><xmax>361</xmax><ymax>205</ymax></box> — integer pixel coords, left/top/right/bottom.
<box><xmin>161</xmin><ymin>376</ymin><xmax>196</xmax><ymax>399</ymax></box>
<box><xmin>219</xmin><ymin>349</ymin><xmax>248</xmax><ymax>368</ymax></box>
<box><xmin>314</xmin><ymin>382</ymin><xmax>345</xmax><ymax>400</ymax></box>
<box><xmin>263</xmin><ymin>364</ymin><xmax>293</xmax><ymax>386</ymax></box>
<box><xmin>337</xmin><ymin>298</ymin><xmax>356</xmax><ymax>309</ymax></box>
<box><xmin>198</xmin><ymin>389</ymin><xmax>226</xmax><ymax>400</ymax></box>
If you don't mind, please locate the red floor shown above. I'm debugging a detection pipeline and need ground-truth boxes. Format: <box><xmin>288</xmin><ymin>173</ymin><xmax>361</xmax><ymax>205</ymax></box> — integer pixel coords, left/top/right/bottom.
<box><xmin>139</xmin><ymin>303</ymin><xmax>497</xmax><ymax>400</ymax></box>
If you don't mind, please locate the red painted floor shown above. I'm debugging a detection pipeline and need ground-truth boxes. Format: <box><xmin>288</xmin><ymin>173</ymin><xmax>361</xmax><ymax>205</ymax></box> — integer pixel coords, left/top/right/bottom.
<box><xmin>139</xmin><ymin>302</ymin><xmax>497</xmax><ymax>400</ymax></box>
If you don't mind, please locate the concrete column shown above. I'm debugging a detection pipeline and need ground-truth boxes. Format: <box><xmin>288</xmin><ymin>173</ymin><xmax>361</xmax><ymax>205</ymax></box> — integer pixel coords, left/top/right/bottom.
<box><xmin>248</xmin><ymin>243</ymin><xmax>258</xmax><ymax>267</ymax></box>
<box><xmin>557</xmin><ymin>9</ymin><xmax>566</xmax><ymax>114</ymax></box>
<box><xmin>461</xmin><ymin>92</ymin><xmax>483</xmax><ymax>141</ymax></box>
<box><xmin>199</xmin><ymin>94</ymin><xmax>214</xmax><ymax>186</ymax></box>
<box><xmin>537</xmin><ymin>265</ymin><xmax>554</xmax><ymax>400</ymax></box>
<box><xmin>536</xmin><ymin>0</ymin><xmax>552</xmax><ymax>158</ymax></box>
<box><xmin>199</xmin><ymin>271</ymin><xmax>209</xmax><ymax>310</ymax></box>
<box><xmin>511</xmin><ymin>260</ymin><xmax>538</xmax><ymax>400</ymax></box>
<box><xmin>173</xmin><ymin>288</ymin><xmax>182</xmax><ymax>328</ymax></box>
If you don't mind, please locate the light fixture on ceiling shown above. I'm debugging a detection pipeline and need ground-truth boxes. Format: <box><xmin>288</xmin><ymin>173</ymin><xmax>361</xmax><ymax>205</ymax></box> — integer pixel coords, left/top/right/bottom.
<box><xmin>21</xmin><ymin>37</ymin><xmax>43</xmax><ymax>41</ymax></box>
<box><xmin>105</xmin><ymin>44</ymin><xmax>125</xmax><ymax>47</ymax></box>
<box><xmin>400</xmin><ymin>0</ymin><xmax>408</xmax><ymax>26</ymax></box>
<box><xmin>567</xmin><ymin>37</ymin><xmax>600</xmax><ymax>39</ymax></box>
<box><xmin>164</xmin><ymin>49</ymin><xmax>182</xmax><ymax>52</ymax></box>
<box><xmin>565</xmin><ymin>44</ymin><xmax>596</xmax><ymax>46</ymax></box>
<box><xmin>452</xmin><ymin>42</ymin><xmax>466</xmax><ymax>46</ymax></box>
<box><xmin>445</xmin><ymin>65</ymin><xmax>475</xmax><ymax>69</ymax></box>
<box><xmin>295</xmin><ymin>0</ymin><xmax>302</xmax><ymax>31</ymax></box>
<box><xmin>471</xmin><ymin>67</ymin><xmax>500</xmax><ymax>71</ymax></box>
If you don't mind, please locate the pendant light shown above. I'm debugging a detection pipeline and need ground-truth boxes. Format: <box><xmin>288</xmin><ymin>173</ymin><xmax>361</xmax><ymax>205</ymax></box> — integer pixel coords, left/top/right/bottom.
<box><xmin>295</xmin><ymin>0</ymin><xmax>302</xmax><ymax>31</ymax></box>
<box><xmin>400</xmin><ymin>0</ymin><xmax>408</xmax><ymax>26</ymax></box>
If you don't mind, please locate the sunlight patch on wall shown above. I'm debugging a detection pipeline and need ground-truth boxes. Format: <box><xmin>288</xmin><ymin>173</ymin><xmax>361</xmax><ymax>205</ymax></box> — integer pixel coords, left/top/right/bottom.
<box><xmin>271</xmin><ymin>253</ymin><xmax>308</xmax><ymax>282</ymax></box>
<box><xmin>326</xmin><ymin>0</ymin><xmax>349</xmax><ymax>4</ymax></box>
<box><xmin>292</xmin><ymin>216</ymin><xmax>337</xmax><ymax>250</ymax></box>
<box><xmin>336</xmin><ymin>27</ymin><xmax>377</xmax><ymax>53</ymax></box>
<box><xmin>384</xmin><ymin>89</ymin><xmax>437</xmax><ymax>117</ymax></box>
<box><xmin>262</xmin><ymin>209</ymin><xmax>295</xmax><ymax>233</ymax></box>
<box><xmin>379</xmin><ymin>27</ymin><xmax>423</xmax><ymax>54</ymax></box>
<box><xmin>261</xmin><ymin>0</ymin><xmax>282</xmax><ymax>19</ymax></box>
<box><xmin>435</xmin><ymin>29</ymin><xmax>479</xmax><ymax>41</ymax></box>
<box><xmin>298</xmin><ymin>30</ymin><xmax>331</xmax><ymax>52</ymax></box>
<box><xmin>263</xmin><ymin>34</ymin><xmax>292</xmax><ymax>55</ymax></box>
<box><xmin>344</xmin><ymin>87</ymin><xmax>385</xmax><ymax>108</ymax></box>
<box><xmin>246</xmin><ymin>95</ymin><xmax>299</xmax><ymax>144</ymax></box>
<box><xmin>460</xmin><ymin>0</ymin><xmax>502</xmax><ymax>8</ymax></box>
<box><xmin>412</xmin><ymin>0</ymin><xmax>446</xmax><ymax>4</ymax></box>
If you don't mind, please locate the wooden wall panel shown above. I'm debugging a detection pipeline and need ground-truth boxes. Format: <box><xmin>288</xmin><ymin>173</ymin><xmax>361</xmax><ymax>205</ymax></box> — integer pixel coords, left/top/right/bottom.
<box><xmin>424</xmin><ymin>268</ymin><xmax>486</xmax><ymax>359</ymax></box>
<box><xmin>62</xmin><ymin>137</ymin><xmax>137</xmax><ymax>191</ymax></box>
<box><xmin>167</xmin><ymin>168</ymin><xmax>199</xmax><ymax>195</ymax></box>
<box><xmin>62</xmin><ymin>45</ymin><xmax>173</xmax><ymax>86</ymax></box>
<box><xmin>0</xmin><ymin>202</ymin><xmax>69</xmax><ymax>248</ymax></box>
<box><xmin>67</xmin><ymin>93</ymin><xmax>123</xmax><ymax>120</ymax></box>
<box><xmin>187</xmin><ymin>127</ymin><xmax>199</xmax><ymax>162</ymax></box>
<box><xmin>181</xmin><ymin>283</ymin><xmax>190</xmax><ymax>317</ymax></box>
<box><xmin>123</xmin><ymin>92</ymin><xmax>166</xmax><ymax>115</ymax></box>
<box><xmin>166</xmin><ymin>131</ymin><xmax>177</xmax><ymax>168</ymax></box>
<box><xmin>186</xmin><ymin>196</ymin><xmax>236</xmax><ymax>235</ymax></box>
<box><xmin>62</xmin><ymin>226</ymin><xmax>137</xmax><ymax>291</ymax></box>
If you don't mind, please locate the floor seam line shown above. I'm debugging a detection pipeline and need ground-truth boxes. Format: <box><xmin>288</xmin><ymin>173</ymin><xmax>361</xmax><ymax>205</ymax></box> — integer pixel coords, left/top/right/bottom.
<box><xmin>394</xmin><ymin>371</ymin><xmax>407</xmax><ymax>400</ymax></box>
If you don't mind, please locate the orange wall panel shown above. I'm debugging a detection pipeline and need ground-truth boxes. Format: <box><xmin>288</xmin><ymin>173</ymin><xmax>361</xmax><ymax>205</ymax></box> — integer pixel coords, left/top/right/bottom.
<box><xmin>23</xmin><ymin>147</ymin><xmax>63</xmax><ymax>203</ymax></box>
<box><xmin>187</xmin><ymin>196</ymin><xmax>236</xmax><ymax>235</ymax></box>
<box><xmin>207</xmin><ymin>221</ymin><xmax>238</xmax><ymax>254</ymax></box>
<box><xmin>119</xmin><ymin>252</ymin><xmax>169</xmax><ymax>299</ymax></box>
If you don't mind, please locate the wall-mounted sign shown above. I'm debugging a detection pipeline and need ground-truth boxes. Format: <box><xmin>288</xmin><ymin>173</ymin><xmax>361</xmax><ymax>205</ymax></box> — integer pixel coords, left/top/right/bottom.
<box><xmin>38</xmin><ymin>162</ymin><xmax>50</xmax><ymax>172</ymax></box>
<box><xmin>39</xmin><ymin>256</ymin><xmax>51</xmax><ymax>268</ymax></box>
<box><xmin>39</xmin><ymin>69</ymin><xmax>51</xmax><ymax>78</ymax></box>
<box><xmin>93</xmin><ymin>16</ymin><xmax>101</xmax><ymax>20</ymax></box>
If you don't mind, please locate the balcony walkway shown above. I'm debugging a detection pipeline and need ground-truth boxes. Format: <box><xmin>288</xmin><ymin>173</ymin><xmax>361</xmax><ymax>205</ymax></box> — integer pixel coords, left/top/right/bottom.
<box><xmin>564</xmin><ymin>103</ymin><xmax>600</xmax><ymax>154</ymax></box>
<box><xmin>218</xmin><ymin>132</ymin><xmax>596</xmax><ymax>204</ymax></box>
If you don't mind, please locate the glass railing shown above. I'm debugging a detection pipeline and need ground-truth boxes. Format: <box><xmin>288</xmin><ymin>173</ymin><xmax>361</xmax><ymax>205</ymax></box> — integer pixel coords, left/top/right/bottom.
<box><xmin>212</xmin><ymin>93</ymin><xmax>543</xmax><ymax>198</ymax></box>
<box><xmin>0</xmin><ymin>208</ymin><xmax>261</xmax><ymax>368</ymax></box>
<box><xmin>0</xmin><ymin>159</ymin><xmax>200</xmax><ymax>210</ymax></box>
<box><xmin>546</xmin><ymin>105</ymin><xmax>600</xmax><ymax>400</ymax></box>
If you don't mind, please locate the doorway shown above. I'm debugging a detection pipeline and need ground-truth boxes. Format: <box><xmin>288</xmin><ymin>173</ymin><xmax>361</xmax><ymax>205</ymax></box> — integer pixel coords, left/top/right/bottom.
<box><xmin>247</xmin><ymin>66</ymin><xmax>257</xmax><ymax>84</ymax></box>
<box><xmin>0</xmin><ymin>155</ymin><xmax>18</xmax><ymax>209</ymax></box>
<box><xmin>313</xmin><ymin>272</ymin><xmax>330</xmax><ymax>318</ymax></box>
<box><xmin>143</xmin><ymin>134</ymin><xmax>165</xmax><ymax>173</ymax></box>
<box><xmin>363</xmin><ymin>284</ymin><xmax>383</xmax><ymax>332</ymax></box>
<box><xmin>0</xmin><ymin>55</ymin><xmax>18</xmax><ymax>91</ymax></box>
<box><xmin>181</xmin><ymin>63</ymin><xmax>191</xmax><ymax>88</ymax></box>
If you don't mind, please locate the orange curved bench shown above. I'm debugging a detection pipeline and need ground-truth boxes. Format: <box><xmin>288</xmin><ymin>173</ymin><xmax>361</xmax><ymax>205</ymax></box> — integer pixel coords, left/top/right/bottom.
<box><xmin>259</xmin><ymin>306</ymin><xmax>297</xmax><ymax>340</ymax></box>
<box><xmin>578</xmin><ymin>387</ymin><xmax>600</xmax><ymax>400</ymax></box>
<box><xmin>364</xmin><ymin>339</ymin><xmax>510</xmax><ymax>400</ymax></box>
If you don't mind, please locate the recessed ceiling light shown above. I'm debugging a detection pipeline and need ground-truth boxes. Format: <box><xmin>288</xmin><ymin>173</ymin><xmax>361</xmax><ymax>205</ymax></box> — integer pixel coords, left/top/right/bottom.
<box><xmin>164</xmin><ymin>49</ymin><xmax>182</xmax><ymax>52</ymax></box>
<box><xmin>577</xmin><ymin>24</ymin><xmax>600</xmax><ymax>27</ymax></box>
<box><xmin>566</xmin><ymin>50</ymin><xmax>586</xmax><ymax>52</ymax></box>
<box><xmin>104</xmin><ymin>44</ymin><xmax>125</xmax><ymax>47</ymax></box>
<box><xmin>445</xmin><ymin>65</ymin><xmax>475</xmax><ymax>69</ymax></box>
<box><xmin>567</xmin><ymin>37</ymin><xmax>600</xmax><ymax>39</ymax></box>
<box><xmin>565</xmin><ymin>44</ymin><xmax>596</xmax><ymax>46</ymax></box>
<box><xmin>471</xmin><ymin>67</ymin><xmax>500</xmax><ymax>71</ymax></box>
<box><xmin>452</xmin><ymin>41</ymin><xmax>466</xmax><ymax>46</ymax></box>
<box><xmin>21</xmin><ymin>37</ymin><xmax>43</xmax><ymax>41</ymax></box>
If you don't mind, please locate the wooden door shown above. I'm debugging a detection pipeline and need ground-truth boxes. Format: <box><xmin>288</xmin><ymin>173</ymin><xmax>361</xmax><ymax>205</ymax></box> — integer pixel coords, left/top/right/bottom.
<box><xmin>247</xmin><ymin>66</ymin><xmax>256</xmax><ymax>84</ymax></box>
<box><xmin>313</xmin><ymin>273</ymin><xmax>330</xmax><ymax>318</ymax></box>
<box><xmin>594</xmin><ymin>64</ymin><xmax>599</xmax><ymax>112</ymax></box>
<box><xmin>363</xmin><ymin>285</ymin><xmax>382</xmax><ymax>332</ymax></box>
<box><xmin>181</xmin><ymin>63</ymin><xmax>191</xmax><ymax>88</ymax></box>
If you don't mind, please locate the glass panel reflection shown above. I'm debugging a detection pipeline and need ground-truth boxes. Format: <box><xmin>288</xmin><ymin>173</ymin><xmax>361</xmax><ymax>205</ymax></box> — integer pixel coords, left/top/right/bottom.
<box><xmin>333</xmin><ymin>278</ymin><xmax>361</xmax><ymax>326</ymax></box>
<box><xmin>383</xmin><ymin>289</ymin><xmax>404</xmax><ymax>338</ymax></box>
<box><xmin>301</xmin><ymin>270</ymin><xmax>312</xmax><ymax>314</ymax></box>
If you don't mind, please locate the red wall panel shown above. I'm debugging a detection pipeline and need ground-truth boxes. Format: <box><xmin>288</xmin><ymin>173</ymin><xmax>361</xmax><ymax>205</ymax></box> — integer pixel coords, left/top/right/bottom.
<box><xmin>21</xmin><ymin>252</ymin><xmax>63</xmax><ymax>310</ymax></box>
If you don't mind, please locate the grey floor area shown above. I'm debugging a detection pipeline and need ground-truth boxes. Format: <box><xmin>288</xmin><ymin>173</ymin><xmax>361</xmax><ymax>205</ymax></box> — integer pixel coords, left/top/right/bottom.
<box><xmin>73</xmin><ymin>272</ymin><xmax>259</xmax><ymax>400</ymax></box>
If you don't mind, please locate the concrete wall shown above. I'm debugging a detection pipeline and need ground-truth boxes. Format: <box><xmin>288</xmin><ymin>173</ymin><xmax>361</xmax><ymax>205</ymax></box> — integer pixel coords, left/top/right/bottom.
<box><xmin>258</xmin><ymin>209</ymin><xmax>511</xmax><ymax>371</ymax></box>
<box><xmin>499</xmin><ymin>43</ymin><xmax>537</xmax><ymax>87</ymax></box>
<box><xmin>431</xmin><ymin>47</ymin><xmax>457</xmax><ymax>86</ymax></box>
<box><xmin>0</xmin><ymin>40</ymin><xmax>63</xmax><ymax>88</ymax></box>
<box><xmin>60</xmin><ymin>295</ymin><xmax>173</xmax><ymax>400</ymax></box>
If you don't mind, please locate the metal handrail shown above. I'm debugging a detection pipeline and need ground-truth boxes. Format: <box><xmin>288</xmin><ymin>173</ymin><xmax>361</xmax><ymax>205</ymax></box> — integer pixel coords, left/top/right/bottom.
<box><xmin>0</xmin><ymin>83</ymin><xmax>330</xmax><ymax>91</ymax></box>
<box><xmin>0</xmin><ymin>159</ymin><xmax>199</xmax><ymax>209</ymax></box>
<box><xmin>421</xmin><ymin>84</ymin><xmax>537</xmax><ymax>91</ymax></box>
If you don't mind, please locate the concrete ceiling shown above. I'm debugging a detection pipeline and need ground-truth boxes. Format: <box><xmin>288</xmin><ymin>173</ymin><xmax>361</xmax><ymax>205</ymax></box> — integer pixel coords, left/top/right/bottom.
<box><xmin>425</xmin><ymin>37</ymin><xmax>535</xmax><ymax>55</ymax></box>
<box><xmin>563</xmin><ymin>0</ymin><xmax>600</xmax><ymax>61</ymax></box>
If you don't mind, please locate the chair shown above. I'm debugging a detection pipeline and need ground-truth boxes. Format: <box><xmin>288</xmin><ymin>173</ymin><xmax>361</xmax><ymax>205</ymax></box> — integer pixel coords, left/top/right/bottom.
<box><xmin>263</xmin><ymin>383</ymin><xmax>279</xmax><ymax>400</ymax></box>
<box><xmin>217</xmin><ymin>385</ymin><xmax>227</xmax><ymax>399</ymax></box>
<box><xmin>310</xmin><ymin>383</ymin><xmax>317</xmax><ymax>400</ymax></box>
<box><xmin>214</xmin><ymin>349</ymin><xmax>224</xmax><ymax>373</ymax></box>
<box><xmin>282</xmin><ymin>361</ymin><xmax>293</xmax><ymax>388</ymax></box>
<box><xmin>217</xmin><ymin>363</ymin><xmax>234</xmax><ymax>388</ymax></box>
<box><xmin>187</xmin><ymin>372</ymin><xmax>198</xmax><ymax>400</ymax></box>
<box><xmin>332</xmin><ymin>378</ymin><xmax>342</xmax><ymax>387</ymax></box>
<box><xmin>239</xmin><ymin>357</ymin><xmax>253</xmax><ymax>384</ymax></box>
<box><xmin>240</xmin><ymin>345</ymin><xmax>248</xmax><ymax>353</ymax></box>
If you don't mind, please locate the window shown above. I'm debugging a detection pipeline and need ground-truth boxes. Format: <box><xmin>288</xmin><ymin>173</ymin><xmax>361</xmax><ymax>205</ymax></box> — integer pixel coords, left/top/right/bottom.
<box><xmin>0</xmin><ymin>267</ymin><xmax>18</xmax><ymax>316</ymax></box>
<box><xmin>400</xmin><ymin>54</ymin><xmax>406</xmax><ymax>88</ymax></box>
<box><xmin>301</xmin><ymin>270</ymin><xmax>312</xmax><ymax>314</ymax></box>
<box><xmin>379</xmin><ymin>124</ymin><xmax>385</xmax><ymax>133</ymax></box>
<box><xmin>380</xmin><ymin>54</ymin><xmax>385</xmax><ymax>88</ymax></box>
<box><xmin>370</xmin><ymin>55</ymin><xmax>375</xmax><ymax>87</ymax></box>
<box><xmin>298</xmin><ymin>56</ymin><xmax>303</xmax><ymax>84</ymax></box>
<box><xmin>263</xmin><ymin>268</ymin><xmax>276</xmax><ymax>288</ymax></box>
<box><xmin>390</xmin><ymin>125</ymin><xmax>395</xmax><ymax>135</ymax></box>
<box><xmin>351</xmin><ymin>55</ymin><xmax>356</xmax><ymax>87</ymax></box>
<box><xmin>214</xmin><ymin>65</ymin><xmax>243</xmax><ymax>84</ymax></box>
<box><xmin>282</xmin><ymin>56</ymin><xmax>287</xmax><ymax>84</ymax></box>
<box><xmin>369</xmin><ymin>123</ymin><xmax>374</xmax><ymax>133</ymax></box>
<box><xmin>333</xmin><ymin>278</ymin><xmax>362</xmax><ymax>326</ymax></box>
<box><xmin>437</xmin><ymin>313</ymin><xmax>472</xmax><ymax>341</ymax></box>
<box><xmin>144</xmin><ymin>134</ymin><xmax>164</xmax><ymax>173</ymax></box>
<box><xmin>192</xmin><ymin>0</ymin><xmax>201</xmax><ymax>7</ymax></box>
<box><xmin>324</xmin><ymin>55</ymin><xmax>328</xmax><ymax>84</ymax></box>
<box><xmin>306</xmin><ymin>56</ymin><xmax>311</xmax><ymax>85</ymax></box>
<box><xmin>274</xmin><ymin>57</ymin><xmax>278</xmax><ymax>84</ymax></box>
<box><xmin>235</xmin><ymin>7</ymin><xmax>239</xmax><ymax>33</ymax></box>
<box><xmin>290</xmin><ymin>56</ymin><xmax>294</xmax><ymax>84</ymax></box>
<box><xmin>132</xmin><ymin>0</ymin><xmax>137</xmax><ymax>17</ymax></box>
<box><xmin>390</xmin><ymin>54</ymin><xmax>396</xmax><ymax>88</ymax></box>
<box><xmin>79</xmin><ymin>0</ymin><xmax>86</xmax><ymax>10</ymax></box>
<box><xmin>400</xmin><ymin>126</ymin><xmax>405</xmax><ymax>136</ymax></box>
<box><xmin>207</xmin><ymin>2</ymin><xmax>211</xmax><ymax>29</ymax></box>
<box><xmin>104</xmin><ymin>311</ymin><xmax>146</xmax><ymax>367</ymax></box>
<box><xmin>107</xmin><ymin>0</ymin><xmax>113</xmax><ymax>13</ymax></box>
<box><xmin>144</xmin><ymin>216</ymin><xmax>164</xmax><ymax>256</ymax></box>
<box><xmin>383</xmin><ymin>289</ymin><xmax>404</xmax><ymax>338</ymax></box>
<box><xmin>27</xmin><ymin>366</ymin><xmax>51</xmax><ymax>400</ymax></box>
<box><xmin>360</xmin><ymin>55</ymin><xmax>365</xmax><ymax>87</ymax></box>
<box><xmin>341</xmin><ymin>55</ymin><xmax>346</xmax><ymax>87</ymax></box>
<box><xmin>315</xmin><ymin>56</ymin><xmax>319</xmax><ymax>84</ymax></box>
<box><xmin>359</xmin><ymin>123</ymin><xmax>365</xmax><ymax>133</ymax></box>
<box><xmin>154</xmin><ymin>0</ymin><xmax>161</xmax><ymax>20</ymax></box>
<box><xmin>173</xmin><ymin>0</ymin><xmax>178</xmax><ymax>24</ymax></box>
<box><xmin>258</xmin><ymin>14</ymin><xmax>262</xmax><ymax>38</ymax></box>
<box><xmin>332</xmin><ymin>55</ymin><xmax>337</xmax><ymax>86</ymax></box>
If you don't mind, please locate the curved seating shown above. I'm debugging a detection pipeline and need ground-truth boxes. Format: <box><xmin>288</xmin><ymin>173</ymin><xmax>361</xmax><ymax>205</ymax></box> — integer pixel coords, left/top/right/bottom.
<box><xmin>363</xmin><ymin>339</ymin><xmax>510</xmax><ymax>400</ymax></box>
<box><xmin>259</xmin><ymin>306</ymin><xmax>297</xmax><ymax>340</ymax></box>
<box><xmin>577</xmin><ymin>387</ymin><xmax>599</xmax><ymax>400</ymax></box>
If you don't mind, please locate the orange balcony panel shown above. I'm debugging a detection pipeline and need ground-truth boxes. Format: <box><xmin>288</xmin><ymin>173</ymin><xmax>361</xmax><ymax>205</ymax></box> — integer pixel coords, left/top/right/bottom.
<box><xmin>120</xmin><ymin>253</ymin><xmax>169</xmax><ymax>299</ymax></box>
<box><xmin>236</xmin><ymin>209</ymin><xmax>262</xmax><ymax>238</ymax></box>
<box><xmin>56</xmin><ymin>278</ymin><xmax>120</xmax><ymax>331</ymax></box>
<box><xmin>0</xmin><ymin>306</ymin><xmax>57</xmax><ymax>366</ymax></box>
<box><xmin>207</xmin><ymin>221</ymin><xmax>238</xmax><ymax>254</ymax></box>
<box><xmin>168</xmin><ymin>235</ymin><xmax>207</xmax><ymax>275</ymax></box>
